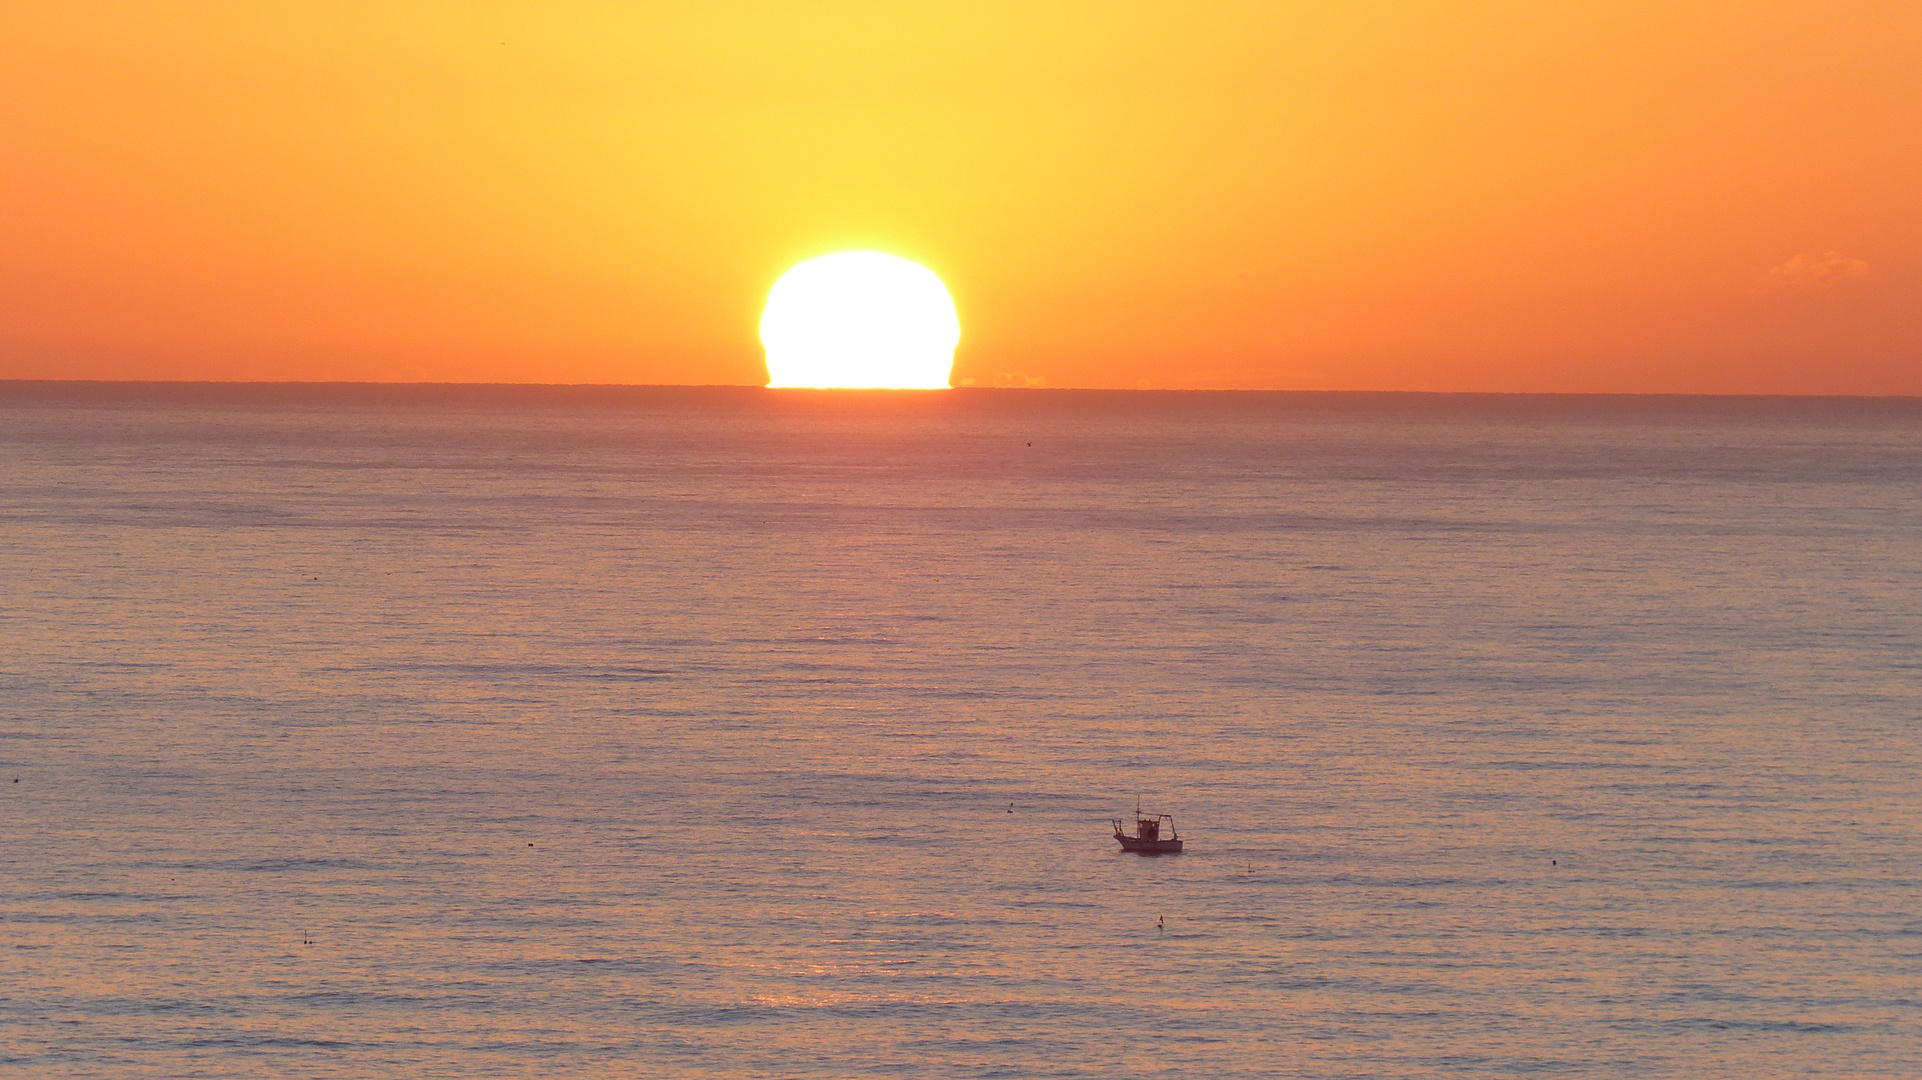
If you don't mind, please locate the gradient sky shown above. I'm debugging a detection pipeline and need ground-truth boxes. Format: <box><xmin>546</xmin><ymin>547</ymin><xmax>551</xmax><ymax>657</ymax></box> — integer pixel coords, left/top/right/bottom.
<box><xmin>4</xmin><ymin>2</ymin><xmax>1918</xmax><ymax>392</ymax></box>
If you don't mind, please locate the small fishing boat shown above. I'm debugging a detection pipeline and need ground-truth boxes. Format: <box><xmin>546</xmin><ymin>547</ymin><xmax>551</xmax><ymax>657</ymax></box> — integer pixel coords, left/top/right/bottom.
<box><xmin>1113</xmin><ymin>808</ymin><xmax>1183</xmax><ymax>855</ymax></box>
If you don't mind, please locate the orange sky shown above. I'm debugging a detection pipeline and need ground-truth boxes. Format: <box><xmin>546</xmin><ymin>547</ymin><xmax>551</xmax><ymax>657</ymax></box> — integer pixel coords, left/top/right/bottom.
<box><xmin>3</xmin><ymin>2</ymin><xmax>1918</xmax><ymax>392</ymax></box>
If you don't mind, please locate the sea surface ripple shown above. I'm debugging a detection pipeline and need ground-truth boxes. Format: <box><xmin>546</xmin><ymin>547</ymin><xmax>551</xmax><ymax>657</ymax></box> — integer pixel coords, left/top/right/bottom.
<box><xmin>1</xmin><ymin>385</ymin><xmax>1917</xmax><ymax>1077</ymax></box>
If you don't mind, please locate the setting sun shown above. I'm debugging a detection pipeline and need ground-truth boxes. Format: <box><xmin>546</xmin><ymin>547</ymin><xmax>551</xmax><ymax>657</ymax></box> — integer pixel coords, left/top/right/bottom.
<box><xmin>760</xmin><ymin>252</ymin><xmax>959</xmax><ymax>389</ymax></box>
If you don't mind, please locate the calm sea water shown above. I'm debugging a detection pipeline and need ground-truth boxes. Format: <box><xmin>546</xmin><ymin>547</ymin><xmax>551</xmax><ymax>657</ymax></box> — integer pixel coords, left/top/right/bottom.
<box><xmin>2</xmin><ymin>384</ymin><xmax>1918</xmax><ymax>1078</ymax></box>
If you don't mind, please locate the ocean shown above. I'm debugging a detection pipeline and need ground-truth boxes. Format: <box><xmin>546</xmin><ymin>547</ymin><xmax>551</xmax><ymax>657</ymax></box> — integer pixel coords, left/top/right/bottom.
<box><xmin>2</xmin><ymin>383</ymin><xmax>1917</xmax><ymax>1077</ymax></box>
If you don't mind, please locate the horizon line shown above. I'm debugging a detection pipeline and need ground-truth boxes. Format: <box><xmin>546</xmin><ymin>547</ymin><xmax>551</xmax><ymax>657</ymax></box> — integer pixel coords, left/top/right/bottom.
<box><xmin>3</xmin><ymin>378</ymin><xmax>1920</xmax><ymax>401</ymax></box>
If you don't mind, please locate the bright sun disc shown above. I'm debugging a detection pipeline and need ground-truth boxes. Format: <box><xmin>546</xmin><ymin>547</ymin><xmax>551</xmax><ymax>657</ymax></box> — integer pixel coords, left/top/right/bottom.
<box><xmin>761</xmin><ymin>252</ymin><xmax>959</xmax><ymax>389</ymax></box>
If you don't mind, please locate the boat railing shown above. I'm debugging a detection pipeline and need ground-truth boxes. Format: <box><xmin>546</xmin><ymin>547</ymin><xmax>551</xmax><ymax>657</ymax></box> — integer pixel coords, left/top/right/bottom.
<box><xmin>1114</xmin><ymin>814</ymin><xmax>1178</xmax><ymax>840</ymax></box>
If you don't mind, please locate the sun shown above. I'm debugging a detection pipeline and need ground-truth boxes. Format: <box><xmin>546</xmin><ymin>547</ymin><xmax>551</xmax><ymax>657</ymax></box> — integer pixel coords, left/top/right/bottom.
<box><xmin>760</xmin><ymin>252</ymin><xmax>959</xmax><ymax>389</ymax></box>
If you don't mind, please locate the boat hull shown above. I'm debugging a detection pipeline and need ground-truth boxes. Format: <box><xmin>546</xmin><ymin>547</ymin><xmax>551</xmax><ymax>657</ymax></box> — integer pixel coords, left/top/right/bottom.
<box><xmin>1115</xmin><ymin>835</ymin><xmax>1183</xmax><ymax>855</ymax></box>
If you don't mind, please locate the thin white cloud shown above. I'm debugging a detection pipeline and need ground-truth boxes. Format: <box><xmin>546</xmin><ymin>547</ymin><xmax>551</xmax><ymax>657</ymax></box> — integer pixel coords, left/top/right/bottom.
<box><xmin>1766</xmin><ymin>251</ymin><xmax>1870</xmax><ymax>287</ymax></box>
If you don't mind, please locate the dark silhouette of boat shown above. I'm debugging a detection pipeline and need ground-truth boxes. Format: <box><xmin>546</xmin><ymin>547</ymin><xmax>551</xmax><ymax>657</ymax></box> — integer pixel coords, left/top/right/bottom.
<box><xmin>1113</xmin><ymin>807</ymin><xmax>1183</xmax><ymax>855</ymax></box>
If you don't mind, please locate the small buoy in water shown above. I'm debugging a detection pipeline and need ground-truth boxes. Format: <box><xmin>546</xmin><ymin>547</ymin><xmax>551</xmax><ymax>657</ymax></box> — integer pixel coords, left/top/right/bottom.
<box><xmin>1551</xmin><ymin>859</ymin><xmax>1556</xmax><ymax>866</ymax></box>
<box><xmin>1157</xmin><ymin>916</ymin><xmax>1164</xmax><ymax>931</ymax></box>
<box><xmin>1008</xmin><ymin>802</ymin><xmax>1013</xmax><ymax>813</ymax></box>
